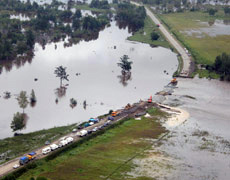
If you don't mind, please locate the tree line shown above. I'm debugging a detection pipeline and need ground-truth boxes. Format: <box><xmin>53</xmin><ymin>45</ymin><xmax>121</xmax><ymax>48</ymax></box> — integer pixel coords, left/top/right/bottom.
<box><xmin>207</xmin><ymin>52</ymin><xmax>230</xmax><ymax>81</ymax></box>
<box><xmin>0</xmin><ymin>0</ymin><xmax>111</xmax><ymax>62</ymax></box>
<box><xmin>115</xmin><ymin>2</ymin><xmax>146</xmax><ymax>32</ymax></box>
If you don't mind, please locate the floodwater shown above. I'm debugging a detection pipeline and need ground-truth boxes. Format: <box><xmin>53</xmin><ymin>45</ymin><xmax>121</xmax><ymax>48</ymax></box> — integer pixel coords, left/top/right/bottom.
<box><xmin>0</xmin><ymin>21</ymin><xmax>178</xmax><ymax>139</ymax></box>
<box><xmin>129</xmin><ymin>78</ymin><xmax>230</xmax><ymax>180</ymax></box>
<box><xmin>182</xmin><ymin>20</ymin><xmax>230</xmax><ymax>38</ymax></box>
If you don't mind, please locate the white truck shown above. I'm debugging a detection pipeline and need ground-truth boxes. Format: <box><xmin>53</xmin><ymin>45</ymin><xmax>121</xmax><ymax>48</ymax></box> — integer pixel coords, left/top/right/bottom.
<box><xmin>77</xmin><ymin>130</ymin><xmax>88</xmax><ymax>137</ymax></box>
<box><xmin>50</xmin><ymin>144</ymin><xmax>59</xmax><ymax>151</ymax></box>
<box><xmin>66</xmin><ymin>137</ymin><xmax>73</xmax><ymax>143</ymax></box>
<box><xmin>42</xmin><ymin>147</ymin><xmax>51</xmax><ymax>155</ymax></box>
<box><xmin>58</xmin><ymin>140</ymin><xmax>68</xmax><ymax>147</ymax></box>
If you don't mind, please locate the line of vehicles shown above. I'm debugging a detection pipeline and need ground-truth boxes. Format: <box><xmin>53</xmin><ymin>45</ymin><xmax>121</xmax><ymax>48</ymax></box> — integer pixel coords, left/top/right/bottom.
<box><xmin>13</xmin><ymin>113</ymin><xmax>120</xmax><ymax>169</ymax></box>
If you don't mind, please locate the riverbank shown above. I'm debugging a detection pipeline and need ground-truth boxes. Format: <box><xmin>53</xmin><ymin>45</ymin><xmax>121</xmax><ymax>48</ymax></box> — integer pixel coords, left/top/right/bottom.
<box><xmin>0</xmin><ymin>124</ymin><xmax>76</xmax><ymax>165</ymax></box>
<box><xmin>4</xmin><ymin>105</ymin><xmax>180</xmax><ymax>180</ymax></box>
<box><xmin>0</xmin><ymin>100</ymin><xmax>190</xmax><ymax>179</ymax></box>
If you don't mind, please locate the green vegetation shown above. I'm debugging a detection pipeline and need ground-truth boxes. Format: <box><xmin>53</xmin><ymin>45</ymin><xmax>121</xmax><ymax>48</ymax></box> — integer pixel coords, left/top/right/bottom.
<box><xmin>54</xmin><ymin>66</ymin><xmax>69</xmax><ymax>87</ymax></box>
<box><xmin>0</xmin><ymin>0</ymin><xmax>111</xmax><ymax>62</ymax></box>
<box><xmin>117</xmin><ymin>55</ymin><xmax>133</xmax><ymax>73</ymax></box>
<box><xmin>17</xmin><ymin>91</ymin><xmax>28</xmax><ymax>113</ymax></box>
<box><xmin>90</xmin><ymin>0</ymin><xmax>110</xmax><ymax>9</ymax></box>
<box><xmin>158</xmin><ymin>10</ymin><xmax>230</xmax><ymax>77</ymax></box>
<box><xmin>0</xmin><ymin>124</ymin><xmax>76</xmax><ymax>164</ymax></box>
<box><xmin>11</xmin><ymin>108</ymin><xmax>167</xmax><ymax>180</ymax></box>
<box><xmin>11</xmin><ymin>112</ymin><xmax>25</xmax><ymax>132</ymax></box>
<box><xmin>116</xmin><ymin>2</ymin><xmax>146</xmax><ymax>32</ymax></box>
<box><xmin>206</xmin><ymin>52</ymin><xmax>230</xmax><ymax>80</ymax></box>
<box><xmin>128</xmin><ymin>16</ymin><xmax>170</xmax><ymax>48</ymax></box>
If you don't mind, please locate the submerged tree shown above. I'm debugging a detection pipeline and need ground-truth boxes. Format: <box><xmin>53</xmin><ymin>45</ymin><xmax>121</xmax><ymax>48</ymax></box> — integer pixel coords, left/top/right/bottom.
<box><xmin>54</xmin><ymin>66</ymin><xmax>69</xmax><ymax>87</ymax></box>
<box><xmin>30</xmin><ymin>89</ymin><xmax>36</xmax><ymax>103</ymax></box>
<box><xmin>11</xmin><ymin>112</ymin><xmax>25</xmax><ymax>132</ymax></box>
<box><xmin>117</xmin><ymin>55</ymin><xmax>133</xmax><ymax>74</ymax></box>
<box><xmin>17</xmin><ymin>91</ymin><xmax>29</xmax><ymax>113</ymax></box>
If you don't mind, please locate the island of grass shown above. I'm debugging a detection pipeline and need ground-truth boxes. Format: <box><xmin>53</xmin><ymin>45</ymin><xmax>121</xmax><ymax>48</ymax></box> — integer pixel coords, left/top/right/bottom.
<box><xmin>3</xmin><ymin>107</ymin><xmax>168</xmax><ymax>180</ymax></box>
<box><xmin>157</xmin><ymin>9</ymin><xmax>230</xmax><ymax>78</ymax></box>
<box><xmin>128</xmin><ymin>16</ymin><xmax>170</xmax><ymax>48</ymax></box>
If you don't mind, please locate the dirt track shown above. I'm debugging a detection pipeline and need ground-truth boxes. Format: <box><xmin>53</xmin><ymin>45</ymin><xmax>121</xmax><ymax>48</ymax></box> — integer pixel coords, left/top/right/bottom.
<box><xmin>0</xmin><ymin>101</ymin><xmax>153</xmax><ymax>178</ymax></box>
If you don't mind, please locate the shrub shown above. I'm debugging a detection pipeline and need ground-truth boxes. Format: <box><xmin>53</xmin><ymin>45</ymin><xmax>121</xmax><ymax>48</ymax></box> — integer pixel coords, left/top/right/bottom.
<box><xmin>151</xmin><ymin>31</ymin><xmax>160</xmax><ymax>40</ymax></box>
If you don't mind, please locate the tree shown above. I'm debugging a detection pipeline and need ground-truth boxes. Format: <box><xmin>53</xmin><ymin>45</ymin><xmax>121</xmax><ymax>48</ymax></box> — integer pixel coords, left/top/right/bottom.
<box><xmin>151</xmin><ymin>31</ymin><xmax>160</xmax><ymax>40</ymax></box>
<box><xmin>117</xmin><ymin>55</ymin><xmax>133</xmax><ymax>73</ymax></box>
<box><xmin>17</xmin><ymin>91</ymin><xmax>28</xmax><ymax>113</ymax></box>
<box><xmin>11</xmin><ymin>112</ymin><xmax>25</xmax><ymax>132</ymax></box>
<box><xmin>26</xmin><ymin>30</ymin><xmax>35</xmax><ymax>48</ymax></box>
<box><xmin>224</xmin><ymin>6</ymin><xmax>230</xmax><ymax>15</ymax></box>
<box><xmin>208</xmin><ymin>8</ymin><xmax>217</xmax><ymax>16</ymax></box>
<box><xmin>54</xmin><ymin>66</ymin><xmax>69</xmax><ymax>86</ymax></box>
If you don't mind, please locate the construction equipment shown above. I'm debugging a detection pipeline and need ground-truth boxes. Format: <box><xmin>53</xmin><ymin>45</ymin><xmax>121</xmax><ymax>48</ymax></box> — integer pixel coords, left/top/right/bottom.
<box><xmin>111</xmin><ymin>111</ymin><xmax>117</xmax><ymax>117</ymax></box>
<box><xmin>19</xmin><ymin>156</ymin><xmax>29</xmax><ymax>165</ymax></box>
<box><xmin>171</xmin><ymin>78</ymin><xmax>177</xmax><ymax>84</ymax></box>
<box><xmin>148</xmin><ymin>96</ymin><xmax>152</xmax><ymax>103</ymax></box>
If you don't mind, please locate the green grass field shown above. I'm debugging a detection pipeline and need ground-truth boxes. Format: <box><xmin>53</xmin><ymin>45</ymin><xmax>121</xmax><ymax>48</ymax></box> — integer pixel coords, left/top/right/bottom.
<box><xmin>128</xmin><ymin>16</ymin><xmax>170</xmax><ymax>48</ymax></box>
<box><xmin>158</xmin><ymin>11</ymin><xmax>230</xmax><ymax>66</ymax></box>
<box><xmin>0</xmin><ymin>124</ymin><xmax>76</xmax><ymax>164</ymax></box>
<box><xmin>16</xmin><ymin>108</ymin><xmax>167</xmax><ymax>180</ymax></box>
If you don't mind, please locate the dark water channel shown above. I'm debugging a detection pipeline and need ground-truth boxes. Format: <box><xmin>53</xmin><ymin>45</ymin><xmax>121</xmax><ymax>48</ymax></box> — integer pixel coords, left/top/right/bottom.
<box><xmin>0</xmin><ymin>21</ymin><xmax>178</xmax><ymax>139</ymax></box>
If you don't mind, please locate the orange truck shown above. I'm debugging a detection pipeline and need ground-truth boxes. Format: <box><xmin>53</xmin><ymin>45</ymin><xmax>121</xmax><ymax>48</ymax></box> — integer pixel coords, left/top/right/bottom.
<box><xmin>111</xmin><ymin>111</ymin><xmax>117</xmax><ymax>117</ymax></box>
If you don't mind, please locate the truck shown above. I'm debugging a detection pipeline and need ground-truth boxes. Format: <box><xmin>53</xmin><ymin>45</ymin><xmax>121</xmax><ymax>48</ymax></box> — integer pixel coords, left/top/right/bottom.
<box><xmin>42</xmin><ymin>147</ymin><xmax>51</xmax><ymax>155</ymax></box>
<box><xmin>19</xmin><ymin>156</ymin><xmax>29</xmax><ymax>165</ymax></box>
<box><xmin>79</xmin><ymin>130</ymin><xmax>88</xmax><ymax>137</ymax></box>
<box><xmin>66</xmin><ymin>137</ymin><xmax>73</xmax><ymax>143</ymax></box>
<box><xmin>59</xmin><ymin>140</ymin><xmax>68</xmax><ymax>147</ymax></box>
<box><xmin>50</xmin><ymin>144</ymin><xmax>59</xmax><ymax>151</ymax></box>
<box><xmin>27</xmin><ymin>152</ymin><xmax>36</xmax><ymax>160</ymax></box>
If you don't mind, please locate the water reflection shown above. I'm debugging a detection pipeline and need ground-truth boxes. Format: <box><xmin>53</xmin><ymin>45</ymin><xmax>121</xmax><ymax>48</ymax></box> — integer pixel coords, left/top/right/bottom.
<box><xmin>117</xmin><ymin>71</ymin><xmax>132</xmax><ymax>87</ymax></box>
<box><xmin>0</xmin><ymin>21</ymin><xmax>178</xmax><ymax>139</ymax></box>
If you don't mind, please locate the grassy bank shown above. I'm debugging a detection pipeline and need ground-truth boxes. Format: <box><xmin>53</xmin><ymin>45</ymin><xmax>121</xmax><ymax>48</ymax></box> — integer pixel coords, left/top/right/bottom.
<box><xmin>128</xmin><ymin>16</ymin><xmax>170</xmax><ymax>48</ymax></box>
<box><xmin>13</xmin><ymin>107</ymin><xmax>167</xmax><ymax>180</ymax></box>
<box><xmin>0</xmin><ymin>124</ymin><xmax>76</xmax><ymax>164</ymax></box>
<box><xmin>158</xmin><ymin>11</ymin><xmax>230</xmax><ymax>77</ymax></box>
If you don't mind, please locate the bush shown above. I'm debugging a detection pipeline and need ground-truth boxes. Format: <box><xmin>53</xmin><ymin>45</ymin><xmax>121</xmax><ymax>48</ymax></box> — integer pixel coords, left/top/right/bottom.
<box><xmin>36</xmin><ymin>177</ymin><xmax>47</xmax><ymax>180</ymax></box>
<box><xmin>151</xmin><ymin>31</ymin><xmax>160</xmax><ymax>40</ymax></box>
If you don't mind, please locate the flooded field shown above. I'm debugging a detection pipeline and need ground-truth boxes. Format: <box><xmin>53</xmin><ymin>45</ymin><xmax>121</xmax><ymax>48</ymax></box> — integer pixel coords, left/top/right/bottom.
<box><xmin>129</xmin><ymin>78</ymin><xmax>230</xmax><ymax>180</ymax></box>
<box><xmin>182</xmin><ymin>19</ymin><xmax>230</xmax><ymax>38</ymax></box>
<box><xmin>0</xmin><ymin>21</ymin><xmax>178</xmax><ymax>139</ymax></box>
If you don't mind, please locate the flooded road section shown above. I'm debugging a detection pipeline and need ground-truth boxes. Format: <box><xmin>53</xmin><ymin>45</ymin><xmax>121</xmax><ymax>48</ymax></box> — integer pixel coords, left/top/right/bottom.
<box><xmin>129</xmin><ymin>78</ymin><xmax>230</xmax><ymax>180</ymax></box>
<box><xmin>0</xmin><ymin>21</ymin><xmax>178</xmax><ymax>139</ymax></box>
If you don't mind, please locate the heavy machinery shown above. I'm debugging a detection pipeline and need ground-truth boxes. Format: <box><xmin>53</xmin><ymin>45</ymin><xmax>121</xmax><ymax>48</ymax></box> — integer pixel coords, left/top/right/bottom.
<box><xmin>111</xmin><ymin>111</ymin><xmax>117</xmax><ymax>117</ymax></box>
<box><xmin>148</xmin><ymin>96</ymin><xmax>152</xmax><ymax>103</ymax></box>
<box><xmin>19</xmin><ymin>152</ymin><xmax>37</xmax><ymax>165</ymax></box>
<box><xmin>171</xmin><ymin>78</ymin><xmax>178</xmax><ymax>84</ymax></box>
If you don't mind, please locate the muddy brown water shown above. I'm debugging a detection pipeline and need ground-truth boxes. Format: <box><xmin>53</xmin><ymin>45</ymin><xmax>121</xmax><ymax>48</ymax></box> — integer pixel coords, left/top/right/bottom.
<box><xmin>0</xmin><ymin>21</ymin><xmax>178</xmax><ymax>139</ymax></box>
<box><xmin>134</xmin><ymin>78</ymin><xmax>230</xmax><ymax>180</ymax></box>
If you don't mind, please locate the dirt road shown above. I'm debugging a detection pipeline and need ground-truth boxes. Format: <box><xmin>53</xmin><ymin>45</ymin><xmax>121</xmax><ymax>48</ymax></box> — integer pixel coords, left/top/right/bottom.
<box><xmin>0</xmin><ymin>101</ymin><xmax>152</xmax><ymax>178</ymax></box>
<box><xmin>131</xmin><ymin>2</ymin><xmax>192</xmax><ymax>77</ymax></box>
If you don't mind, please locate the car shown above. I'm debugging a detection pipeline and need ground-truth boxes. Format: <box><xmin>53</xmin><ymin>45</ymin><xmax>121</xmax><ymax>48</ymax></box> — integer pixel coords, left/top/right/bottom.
<box><xmin>13</xmin><ymin>164</ymin><xmax>20</xmax><ymax>169</ymax></box>
<box><xmin>92</xmin><ymin>127</ymin><xmax>98</xmax><ymax>132</ymax></box>
<box><xmin>72</xmin><ymin>128</ymin><xmax>77</xmax><ymax>133</ymax></box>
<box><xmin>108</xmin><ymin>116</ymin><xmax>114</xmax><ymax>121</ymax></box>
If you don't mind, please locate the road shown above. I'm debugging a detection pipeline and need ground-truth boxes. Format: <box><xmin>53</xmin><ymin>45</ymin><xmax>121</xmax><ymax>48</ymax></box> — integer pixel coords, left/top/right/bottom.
<box><xmin>131</xmin><ymin>2</ymin><xmax>192</xmax><ymax>77</ymax></box>
<box><xmin>0</xmin><ymin>101</ymin><xmax>152</xmax><ymax>178</ymax></box>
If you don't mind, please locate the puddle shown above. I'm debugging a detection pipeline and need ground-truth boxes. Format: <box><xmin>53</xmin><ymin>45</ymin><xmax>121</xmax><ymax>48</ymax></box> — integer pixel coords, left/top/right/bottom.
<box><xmin>182</xmin><ymin>20</ymin><xmax>230</xmax><ymax>37</ymax></box>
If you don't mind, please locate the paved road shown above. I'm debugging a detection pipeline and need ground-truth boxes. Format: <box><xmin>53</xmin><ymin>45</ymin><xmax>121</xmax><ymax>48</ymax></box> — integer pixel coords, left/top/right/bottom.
<box><xmin>131</xmin><ymin>2</ymin><xmax>192</xmax><ymax>77</ymax></box>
